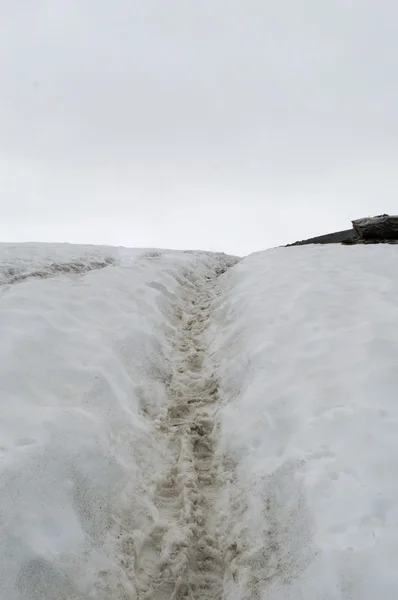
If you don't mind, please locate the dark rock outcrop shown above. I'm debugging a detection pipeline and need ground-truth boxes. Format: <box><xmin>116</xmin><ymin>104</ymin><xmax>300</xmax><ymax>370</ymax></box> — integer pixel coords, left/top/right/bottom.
<box><xmin>286</xmin><ymin>215</ymin><xmax>398</xmax><ymax>247</ymax></box>
<box><xmin>286</xmin><ymin>229</ymin><xmax>356</xmax><ymax>247</ymax></box>
<box><xmin>351</xmin><ymin>215</ymin><xmax>398</xmax><ymax>241</ymax></box>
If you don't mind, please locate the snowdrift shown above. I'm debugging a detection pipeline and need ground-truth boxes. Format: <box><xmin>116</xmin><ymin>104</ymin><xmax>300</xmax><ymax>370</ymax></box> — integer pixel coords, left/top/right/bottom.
<box><xmin>0</xmin><ymin>243</ymin><xmax>219</xmax><ymax>599</ymax></box>
<box><xmin>209</xmin><ymin>244</ymin><xmax>398</xmax><ymax>599</ymax></box>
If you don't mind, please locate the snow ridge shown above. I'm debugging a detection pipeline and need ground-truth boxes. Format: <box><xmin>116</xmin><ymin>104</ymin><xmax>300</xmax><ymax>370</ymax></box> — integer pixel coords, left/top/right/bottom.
<box><xmin>133</xmin><ymin>254</ymin><xmax>237</xmax><ymax>599</ymax></box>
<box><xmin>0</xmin><ymin>258</ymin><xmax>115</xmax><ymax>287</ymax></box>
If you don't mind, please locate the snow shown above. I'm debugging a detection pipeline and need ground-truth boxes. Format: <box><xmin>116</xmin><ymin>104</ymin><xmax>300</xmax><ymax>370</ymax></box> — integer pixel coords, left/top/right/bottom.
<box><xmin>2</xmin><ymin>241</ymin><xmax>398</xmax><ymax>599</ymax></box>
<box><xmin>209</xmin><ymin>244</ymin><xmax>398</xmax><ymax>599</ymax></box>
<box><xmin>0</xmin><ymin>243</ymin><xmax>221</xmax><ymax>599</ymax></box>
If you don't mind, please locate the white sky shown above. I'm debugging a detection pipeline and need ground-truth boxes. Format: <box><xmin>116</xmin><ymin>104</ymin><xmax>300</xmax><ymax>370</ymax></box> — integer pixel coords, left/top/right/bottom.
<box><xmin>1</xmin><ymin>0</ymin><xmax>398</xmax><ymax>255</ymax></box>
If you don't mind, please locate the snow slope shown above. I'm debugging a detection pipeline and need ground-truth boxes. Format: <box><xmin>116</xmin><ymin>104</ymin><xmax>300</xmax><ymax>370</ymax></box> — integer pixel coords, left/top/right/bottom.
<box><xmin>209</xmin><ymin>244</ymin><xmax>398</xmax><ymax>599</ymax></box>
<box><xmin>2</xmin><ymin>241</ymin><xmax>398</xmax><ymax>599</ymax></box>
<box><xmin>0</xmin><ymin>243</ymin><xmax>232</xmax><ymax>600</ymax></box>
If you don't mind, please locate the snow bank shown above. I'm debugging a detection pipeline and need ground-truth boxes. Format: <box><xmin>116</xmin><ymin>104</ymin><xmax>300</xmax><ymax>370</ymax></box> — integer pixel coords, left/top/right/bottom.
<box><xmin>209</xmin><ymin>244</ymin><xmax>398</xmax><ymax>600</ymax></box>
<box><xmin>0</xmin><ymin>243</ymin><xmax>217</xmax><ymax>600</ymax></box>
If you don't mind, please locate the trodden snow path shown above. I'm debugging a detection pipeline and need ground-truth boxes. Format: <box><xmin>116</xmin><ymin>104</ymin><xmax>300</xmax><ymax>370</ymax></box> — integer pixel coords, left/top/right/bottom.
<box><xmin>133</xmin><ymin>254</ymin><xmax>238</xmax><ymax>600</ymax></box>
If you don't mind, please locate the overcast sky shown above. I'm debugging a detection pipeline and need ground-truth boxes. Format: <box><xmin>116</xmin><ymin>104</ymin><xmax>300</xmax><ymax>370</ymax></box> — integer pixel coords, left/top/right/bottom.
<box><xmin>1</xmin><ymin>1</ymin><xmax>398</xmax><ymax>255</ymax></box>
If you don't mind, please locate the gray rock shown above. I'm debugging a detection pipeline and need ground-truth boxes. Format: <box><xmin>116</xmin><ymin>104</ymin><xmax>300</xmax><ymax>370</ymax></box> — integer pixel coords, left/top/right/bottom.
<box><xmin>352</xmin><ymin>214</ymin><xmax>398</xmax><ymax>240</ymax></box>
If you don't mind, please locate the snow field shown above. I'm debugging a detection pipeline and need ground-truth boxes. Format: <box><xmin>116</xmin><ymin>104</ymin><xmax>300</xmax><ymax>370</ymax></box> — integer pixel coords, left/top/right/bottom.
<box><xmin>2</xmin><ymin>241</ymin><xmax>398</xmax><ymax>599</ymax></box>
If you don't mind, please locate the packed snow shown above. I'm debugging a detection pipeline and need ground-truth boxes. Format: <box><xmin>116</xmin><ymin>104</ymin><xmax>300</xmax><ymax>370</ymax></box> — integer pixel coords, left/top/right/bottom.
<box><xmin>1</xmin><ymin>241</ymin><xmax>398</xmax><ymax>599</ymax></box>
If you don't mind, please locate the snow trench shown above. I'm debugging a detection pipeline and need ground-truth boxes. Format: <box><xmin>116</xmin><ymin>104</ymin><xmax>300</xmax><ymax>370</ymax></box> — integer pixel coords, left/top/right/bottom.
<box><xmin>127</xmin><ymin>254</ymin><xmax>239</xmax><ymax>599</ymax></box>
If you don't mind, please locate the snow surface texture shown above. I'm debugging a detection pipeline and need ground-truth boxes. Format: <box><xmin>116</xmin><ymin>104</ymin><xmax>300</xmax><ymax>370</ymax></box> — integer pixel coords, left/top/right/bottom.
<box><xmin>2</xmin><ymin>242</ymin><xmax>398</xmax><ymax>599</ymax></box>
<box><xmin>133</xmin><ymin>253</ymin><xmax>238</xmax><ymax>599</ymax></box>
<box><xmin>208</xmin><ymin>244</ymin><xmax>398</xmax><ymax>599</ymax></box>
<box><xmin>0</xmin><ymin>243</ymin><xmax>237</xmax><ymax>599</ymax></box>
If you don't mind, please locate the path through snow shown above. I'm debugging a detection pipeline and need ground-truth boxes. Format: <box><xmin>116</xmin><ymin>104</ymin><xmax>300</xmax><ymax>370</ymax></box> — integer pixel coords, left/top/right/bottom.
<box><xmin>133</xmin><ymin>254</ymin><xmax>237</xmax><ymax>599</ymax></box>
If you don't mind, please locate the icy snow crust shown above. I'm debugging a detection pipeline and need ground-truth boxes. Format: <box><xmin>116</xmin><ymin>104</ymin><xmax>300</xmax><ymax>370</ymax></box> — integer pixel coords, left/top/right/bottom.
<box><xmin>0</xmin><ymin>242</ymin><xmax>224</xmax><ymax>599</ymax></box>
<box><xmin>209</xmin><ymin>244</ymin><xmax>398</xmax><ymax>599</ymax></box>
<box><xmin>2</xmin><ymin>241</ymin><xmax>398</xmax><ymax>599</ymax></box>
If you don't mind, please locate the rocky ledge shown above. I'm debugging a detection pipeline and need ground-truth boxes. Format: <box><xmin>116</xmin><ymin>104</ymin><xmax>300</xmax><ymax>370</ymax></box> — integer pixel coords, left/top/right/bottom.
<box><xmin>287</xmin><ymin>214</ymin><xmax>398</xmax><ymax>247</ymax></box>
